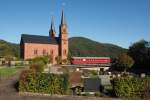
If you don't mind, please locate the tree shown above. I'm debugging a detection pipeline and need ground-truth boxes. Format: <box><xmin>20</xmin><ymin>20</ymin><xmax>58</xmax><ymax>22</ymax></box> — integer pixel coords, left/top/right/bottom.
<box><xmin>32</xmin><ymin>56</ymin><xmax>51</xmax><ymax>65</ymax></box>
<box><xmin>4</xmin><ymin>55</ymin><xmax>14</xmax><ymax>67</ymax></box>
<box><xmin>62</xmin><ymin>59</ymin><xmax>68</xmax><ymax>64</ymax></box>
<box><xmin>30</xmin><ymin>56</ymin><xmax>52</xmax><ymax>72</ymax></box>
<box><xmin>116</xmin><ymin>53</ymin><xmax>134</xmax><ymax>72</ymax></box>
<box><xmin>55</xmin><ymin>56</ymin><xmax>62</xmax><ymax>64</ymax></box>
<box><xmin>128</xmin><ymin>40</ymin><xmax>150</xmax><ymax>68</ymax></box>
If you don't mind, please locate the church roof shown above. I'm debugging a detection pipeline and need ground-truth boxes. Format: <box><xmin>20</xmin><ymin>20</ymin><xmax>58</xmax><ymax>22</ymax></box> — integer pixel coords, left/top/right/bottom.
<box><xmin>21</xmin><ymin>34</ymin><xmax>59</xmax><ymax>44</ymax></box>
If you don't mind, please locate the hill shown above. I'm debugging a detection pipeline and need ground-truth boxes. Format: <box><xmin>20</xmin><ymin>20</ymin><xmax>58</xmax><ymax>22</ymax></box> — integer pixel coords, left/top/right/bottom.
<box><xmin>69</xmin><ymin>37</ymin><xmax>126</xmax><ymax>58</ymax></box>
<box><xmin>0</xmin><ymin>37</ymin><xmax>126</xmax><ymax>58</ymax></box>
<box><xmin>0</xmin><ymin>40</ymin><xmax>19</xmax><ymax>58</ymax></box>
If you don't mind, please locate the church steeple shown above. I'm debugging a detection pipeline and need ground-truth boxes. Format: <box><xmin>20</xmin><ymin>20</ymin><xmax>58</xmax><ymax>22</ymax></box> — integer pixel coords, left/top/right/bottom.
<box><xmin>61</xmin><ymin>9</ymin><xmax>66</xmax><ymax>25</ymax></box>
<box><xmin>49</xmin><ymin>16</ymin><xmax>56</xmax><ymax>38</ymax></box>
<box><xmin>59</xmin><ymin>9</ymin><xmax>68</xmax><ymax>62</ymax></box>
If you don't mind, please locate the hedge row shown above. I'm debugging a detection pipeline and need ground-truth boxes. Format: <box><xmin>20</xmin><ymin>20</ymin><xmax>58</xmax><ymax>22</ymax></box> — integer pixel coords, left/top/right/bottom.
<box><xmin>19</xmin><ymin>70</ymin><xmax>70</xmax><ymax>95</ymax></box>
<box><xmin>113</xmin><ymin>76</ymin><xmax>150</xmax><ymax>99</ymax></box>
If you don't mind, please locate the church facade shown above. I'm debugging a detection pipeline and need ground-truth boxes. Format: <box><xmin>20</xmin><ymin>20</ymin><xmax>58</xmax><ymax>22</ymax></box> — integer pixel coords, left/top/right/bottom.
<box><xmin>20</xmin><ymin>10</ymin><xmax>68</xmax><ymax>64</ymax></box>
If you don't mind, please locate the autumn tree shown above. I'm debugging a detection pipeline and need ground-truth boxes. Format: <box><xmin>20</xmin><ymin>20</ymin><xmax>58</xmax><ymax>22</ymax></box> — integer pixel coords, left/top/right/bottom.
<box><xmin>116</xmin><ymin>53</ymin><xmax>134</xmax><ymax>72</ymax></box>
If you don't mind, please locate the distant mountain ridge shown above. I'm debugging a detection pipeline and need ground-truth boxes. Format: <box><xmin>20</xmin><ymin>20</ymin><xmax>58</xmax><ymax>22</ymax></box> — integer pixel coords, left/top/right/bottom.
<box><xmin>0</xmin><ymin>39</ymin><xmax>19</xmax><ymax>57</ymax></box>
<box><xmin>69</xmin><ymin>37</ymin><xmax>126</xmax><ymax>58</ymax></box>
<box><xmin>0</xmin><ymin>37</ymin><xmax>126</xmax><ymax>58</ymax></box>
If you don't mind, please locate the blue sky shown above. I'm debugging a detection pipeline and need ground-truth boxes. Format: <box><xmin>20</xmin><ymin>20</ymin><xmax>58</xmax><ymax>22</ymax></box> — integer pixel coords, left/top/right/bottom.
<box><xmin>0</xmin><ymin>0</ymin><xmax>150</xmax><ymax>48</ymax></box>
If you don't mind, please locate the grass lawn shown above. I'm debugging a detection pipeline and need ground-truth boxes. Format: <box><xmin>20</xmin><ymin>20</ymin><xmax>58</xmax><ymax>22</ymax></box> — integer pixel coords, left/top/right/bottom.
<box><xmin>0</xmin><ymin>67</ymin><xmax>18</xmax><ymax>77</ymax></box>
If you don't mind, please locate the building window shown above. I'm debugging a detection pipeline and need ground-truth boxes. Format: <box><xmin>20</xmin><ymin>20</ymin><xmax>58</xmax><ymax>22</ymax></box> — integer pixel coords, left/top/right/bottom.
<box><xmin>50</xmin><ymin>50</ymin><xmax>53</xmax><ymax>55</ymax></box>
<box><xmin>63</xmin><ymin>49</ymin><xmax>66</xmax><ymax>55</ymax></box>
<box><xmin>64</xmin><ymin>41</ymin><xmax>66</xmax><ymax>44</ymax></box>
<box><xmin>34</xmin><ymin>49</ymin><xmax>38</xmax><ymax>55</ymax></box>
<box><xmin>43</xmin><ymin>49</ymin><xmax>46</xmax><ymax>55</ymax></box>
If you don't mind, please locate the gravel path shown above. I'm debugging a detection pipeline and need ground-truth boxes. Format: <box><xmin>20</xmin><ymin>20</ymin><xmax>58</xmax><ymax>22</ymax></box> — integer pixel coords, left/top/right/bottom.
<box><xmin>0</xmin><ymin>69</ymin><xmax>121</xmax><ymax>100</ymax></box>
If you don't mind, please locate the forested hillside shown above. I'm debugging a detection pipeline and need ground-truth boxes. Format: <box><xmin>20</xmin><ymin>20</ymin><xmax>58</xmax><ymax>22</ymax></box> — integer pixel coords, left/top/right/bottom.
<box><xmin>0</xmin><ymin>40</ymin><xmax>19</xmax><ymax>57</ymax></box>
<box><xmin>69</xmin><ymin>37</ymin><xmax>126</xmax><ymax>58</ymax></box>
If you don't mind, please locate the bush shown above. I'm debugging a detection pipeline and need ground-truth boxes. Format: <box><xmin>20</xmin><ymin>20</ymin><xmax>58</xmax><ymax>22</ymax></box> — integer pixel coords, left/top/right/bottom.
<box><xmin>90</xmin><ymin>70</ymin><xmax>98</xmax><ymax>76</ymax></box>
<box><xmin>94</xmin><ymin>92</ymin><xmax>101</xmax><ymax>97</ymax></box>
<box><xmin>30</xmin><ymin>61</ymin><xmax>45</xmax><ymax>72</ymax></box>
<box><xmin>30</xmin><ymin>56</ymin><xmax>51</xmax><ymax>72</ymax></box>
<box><xmin>19</xmin><ymin>71</ymin><xmax>70</xmax><ymax>95</ymax></box>
<box><xmin>31</xmin><ymin>56</ymin><xmax>50</xmax><ymax>65</ymax></box>
<box><xmin>113</xmin><ymin>76</ymin><xmax>150</xmax><ymax>99</ymax></box>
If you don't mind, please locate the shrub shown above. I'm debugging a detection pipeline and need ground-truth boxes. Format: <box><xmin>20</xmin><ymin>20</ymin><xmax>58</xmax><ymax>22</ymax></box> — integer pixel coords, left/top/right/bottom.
<box><xmin>113</xmin><ymin>76</ymin><xmax>150</xmax><ymax>99</ymax></box>
<box><xmin>31</xmin><ymin>56</ymin><xmax>50</xmax><ymax>65</ymax></box>
<box><xmin>19</xmin><ymin>70</ymin><xmax>36</xmax><ymax>92</ymax></box>
<box><xmin>30</xmin><ymin>56</ymin><xmax>51</xmax><ymax>72</ymax></box>
<box><xmin>30</xmin><ymin>61</ymin><xmax>45</xmax><ymax>72</ymax></box>
<box><xmin>90</xmin><ymin>70</ymin><xmax>98</xmax><ymax>76</ymax></box>
<box><xmin>19</xmin><ymin>71</ymin><xmax>70</xmax><ymax>95</ymax></box>
<box><xmin>94</xmin><ymin>92</ymin><xmax>101</xmax><ymax>97</ymax></box>
<box><xmin>142</xmin><ymin>77</ymin><xmax>150</xmax><ymax>99</ymax></box>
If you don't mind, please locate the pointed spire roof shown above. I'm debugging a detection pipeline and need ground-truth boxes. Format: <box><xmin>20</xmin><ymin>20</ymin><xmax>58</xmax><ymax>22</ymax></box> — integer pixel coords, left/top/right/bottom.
<box><xmin>61</xmin><ymin>9</ymin><xmax>66</xmax><ymax>25</ymax></box>
<box><xmin>50</xmin><ymin>16</ymin><xmax>55</xmax><ymax>32</ymax></box>
<box><xmin>49</xmin><ymin>16</ymin><xmax>56</xmax><ymax>37</ymax></box>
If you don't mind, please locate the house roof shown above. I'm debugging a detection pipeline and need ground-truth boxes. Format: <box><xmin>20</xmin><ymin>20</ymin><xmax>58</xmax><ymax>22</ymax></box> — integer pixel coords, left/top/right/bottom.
<box><xmin>21</xmin><ymin>34</ymin><xmax>59</xmax><ymax>44</ymax></box>
<box><xmin>69</xmin><ymin>72</ymin><xmax>83</xmax><ymax>87</ymax></box>
<box><xmin>84</xmin><ymin>78</ymin><xmax>101</xmax><ymax>92</ymax></box>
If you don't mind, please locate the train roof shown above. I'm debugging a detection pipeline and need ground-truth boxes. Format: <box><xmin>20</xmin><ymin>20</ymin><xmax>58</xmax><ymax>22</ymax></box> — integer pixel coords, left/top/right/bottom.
<box><xmin>72</xmin><ymin>57</ymin><xmax>110</xmax><ymax>59</ymax></box>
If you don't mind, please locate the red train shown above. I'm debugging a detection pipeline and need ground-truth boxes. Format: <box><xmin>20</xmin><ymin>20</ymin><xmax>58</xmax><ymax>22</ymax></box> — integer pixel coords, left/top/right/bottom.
<box><xmin>71</xmin><ymin>57</ymin><xmax>111</xmax><ymax>65</ymax></box>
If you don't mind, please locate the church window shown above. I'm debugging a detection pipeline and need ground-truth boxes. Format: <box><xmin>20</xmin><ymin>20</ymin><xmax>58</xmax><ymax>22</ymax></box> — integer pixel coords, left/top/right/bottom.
<box><xmin>34</xmin><ymin>49</ymin><xmax>38</xmax><ymax>55</ymax></box>
<box><xmin>43</xmin><ymin>49</ymin><xmax>46</xmax><ymax>55</ymax></box>
<box><xmin>64</xmin><ymin>41</ymin><xmax>66</xmax><ymax>44</ymax></box>
<box><xmin>50</xmin><ymin>50</ymin><xmax>53</xmax><ymax>55</ymax></box>
<box><xmin>63</xmin><ymin>49</ymin><xmax>66</xmax><ymax>55</ymax></box>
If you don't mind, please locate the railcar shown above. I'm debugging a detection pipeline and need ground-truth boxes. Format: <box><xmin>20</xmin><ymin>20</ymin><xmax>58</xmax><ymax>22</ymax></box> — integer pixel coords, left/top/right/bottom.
<box><xmin>71</xmin><ymin>57</ymin><xmax>111</xmax><ymax>65</ymax></box>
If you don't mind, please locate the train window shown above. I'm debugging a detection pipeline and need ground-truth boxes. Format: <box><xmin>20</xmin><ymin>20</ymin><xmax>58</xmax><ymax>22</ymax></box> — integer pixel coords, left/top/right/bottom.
<box><xmin>83</xmin><ymin>59</ymin><xmax>86</xmax><ymax>61</ymax></box>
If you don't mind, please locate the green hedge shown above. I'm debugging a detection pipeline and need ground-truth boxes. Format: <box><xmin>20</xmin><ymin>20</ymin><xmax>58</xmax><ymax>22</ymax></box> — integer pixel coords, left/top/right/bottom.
<box><xmin>19</xmin><ymin>70</ymin><xmax>70</xmax><ymax>95</ymax></box>
<box><xmin>113</xmin><ymin>76</ymin><xmax>150</xmax><ymax>99</ymax></box>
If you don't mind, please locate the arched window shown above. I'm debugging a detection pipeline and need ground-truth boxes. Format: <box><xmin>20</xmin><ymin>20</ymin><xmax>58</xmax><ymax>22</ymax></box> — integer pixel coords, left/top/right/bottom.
<box><xmin>64</xmin><ymin>41</ymin><xmax>67</xmax><ymax>44</ymax></box>
<box><xmin>63</xmin><ymin>49</ymin><xmax>66</xmax><ymax>55</ymax></box>
<box><xmin>43</xmin><ymin>49</ymin><xmax>46</xmax><ymax>55</ymax></box>
<box><xmin>34</xmin><ymin>49</ymin><xmax>38</xmax><ymax>55</ymax></box>
<box><xmin>50</xmin><ymin>50</ymin><xmax>53</xmax><ymax>55</ymax></box>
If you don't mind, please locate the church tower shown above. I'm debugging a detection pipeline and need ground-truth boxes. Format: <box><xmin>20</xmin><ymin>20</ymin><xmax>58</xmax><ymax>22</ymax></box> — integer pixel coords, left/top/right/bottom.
<box><xmin>59</xmin><ymin>10</ymin><xmax>68</xmax><ymax>61</ymax></box>
<box><xmin>49</xmin><ymin>17</ymin><xmax>56</xmax><ymax>38</ymax></box>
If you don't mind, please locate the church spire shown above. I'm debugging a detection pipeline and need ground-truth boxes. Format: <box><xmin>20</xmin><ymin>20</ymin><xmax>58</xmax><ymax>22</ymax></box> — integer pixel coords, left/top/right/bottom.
<box><xmin>61</xmin><ymin>9</ymin><xmax>66</xmax><ymax>25</ymax></box>
<box><xmin>49</xmin><ymin>16</ymin><xmax>56</xmax><ymax>38</ymax></box>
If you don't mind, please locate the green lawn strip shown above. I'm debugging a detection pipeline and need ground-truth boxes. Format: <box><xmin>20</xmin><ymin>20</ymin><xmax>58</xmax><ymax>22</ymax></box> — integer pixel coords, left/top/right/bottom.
<box><xmin>0</xmin><ymin>67</ymin><xmax>18</xmax><ymax>77</ymax></box>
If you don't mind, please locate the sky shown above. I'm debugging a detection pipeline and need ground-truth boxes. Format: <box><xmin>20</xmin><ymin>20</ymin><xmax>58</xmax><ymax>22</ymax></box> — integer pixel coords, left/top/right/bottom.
<box><xmin>0</xmin><ymin>0</ymin><xmax>150</xmax><ymax>48</ymax></box>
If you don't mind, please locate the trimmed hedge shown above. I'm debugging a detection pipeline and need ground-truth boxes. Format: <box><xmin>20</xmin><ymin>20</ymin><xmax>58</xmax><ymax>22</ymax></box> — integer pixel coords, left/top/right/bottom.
<box><xmin>19</xmin><ymin>70</ymin><xmax>70</xmax><ymax>95</ymax></box>
<box><xmin>113</xmin><ymin>76</ymin><xmax>150</xmax><ymax>99</ymax></box>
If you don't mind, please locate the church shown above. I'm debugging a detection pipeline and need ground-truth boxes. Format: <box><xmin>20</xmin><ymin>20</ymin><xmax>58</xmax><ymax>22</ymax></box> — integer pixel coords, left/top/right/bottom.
<box><xmin>20</xmin><ymin>10</ymin><xmax>68</xmax><ymax>64</ymax></box>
